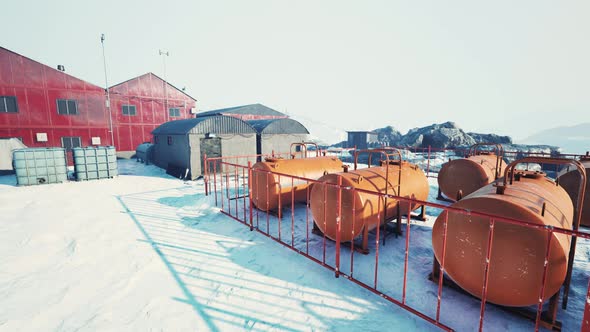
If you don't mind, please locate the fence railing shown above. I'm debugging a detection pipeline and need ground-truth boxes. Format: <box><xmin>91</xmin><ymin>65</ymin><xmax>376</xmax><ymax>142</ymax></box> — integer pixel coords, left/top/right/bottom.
<box><xmin>203</xmin><ymin>152</ymin><xmax>590</xmax><ymax>331</ymax></box>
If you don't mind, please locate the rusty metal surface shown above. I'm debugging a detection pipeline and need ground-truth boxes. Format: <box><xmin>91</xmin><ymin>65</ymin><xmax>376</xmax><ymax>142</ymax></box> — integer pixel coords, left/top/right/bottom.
<box><xmin>310</xmin><ymin>161</ymin><xmax>429</xmax><ymax>242</ymax></box>
<box><xmin>432</xmin><ymin>171</ymin><xmax>574</xmax><ymax>307</ymax></box>
<box><xmin>251</xmin><ymin>156</ymin><xmax>343</xmax><ymax>211</ymax></box>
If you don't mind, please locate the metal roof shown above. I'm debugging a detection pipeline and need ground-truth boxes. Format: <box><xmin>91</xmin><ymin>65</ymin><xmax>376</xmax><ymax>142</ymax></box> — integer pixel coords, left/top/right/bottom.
<box><xmin>196</xmin><ymin>104</ymin><xmax>286</xmax><ymax>118</ymax></box>
<box><xmin>247</xmin><ymin>118</ymin><xmax>309</xmax><ymax>135</ymax></box>
<box><xmin>152</xmin><ymin>115</ymin><xmax>256</xmax><ymax>135</ymax></box>
<box><xmin>109</xmin><ymin>72</ymin><xmax>197</xmax><ymax>101</ymax></box>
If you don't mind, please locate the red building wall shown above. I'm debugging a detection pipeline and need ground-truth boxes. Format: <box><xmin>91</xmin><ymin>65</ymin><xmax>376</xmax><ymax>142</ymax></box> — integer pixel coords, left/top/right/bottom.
<box><xmin>109</xmin><ymin>73</ymin><xmax>196</xmax><ymax>152</ymax></box>
<box><xmin>0</xmin><ymin>47</ymin><xmax>110</xmax><ymax>148</ymax></box>
<box><xmin>0</xmin><ymin>48</ymin><xmax>196</xmax><ymax>154</ymax></box>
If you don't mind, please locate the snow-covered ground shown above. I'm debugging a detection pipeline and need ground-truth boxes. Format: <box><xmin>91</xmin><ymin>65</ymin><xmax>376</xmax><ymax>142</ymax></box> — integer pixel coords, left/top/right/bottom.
<box><xmin>0</xmin><ymin>159</ymin><xmax>588</xmax><ymax>331</ymax></box>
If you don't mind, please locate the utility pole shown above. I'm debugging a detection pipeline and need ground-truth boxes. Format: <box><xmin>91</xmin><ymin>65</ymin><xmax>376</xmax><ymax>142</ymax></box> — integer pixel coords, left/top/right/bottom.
<box><xmin>159</xmin><ymin>49</ymin><xmax>169</xmax><ymax>122</ymax></box>
<box><xmin>101</xmin><ymin>34</ymin><xmax>115</xmax><ymax>146</ymax></box>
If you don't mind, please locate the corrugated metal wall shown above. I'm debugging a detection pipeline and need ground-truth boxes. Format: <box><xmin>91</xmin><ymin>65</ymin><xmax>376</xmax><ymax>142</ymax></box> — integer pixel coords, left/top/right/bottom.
<box><xmin>259</xmin><ymin>134</ymin><xmax>309</xmax><ymax>156</ymax></box>
<box><xmin>152</xmin><ymin>134</ymin><xmax>191</xmax><ymax>172</ymax></box>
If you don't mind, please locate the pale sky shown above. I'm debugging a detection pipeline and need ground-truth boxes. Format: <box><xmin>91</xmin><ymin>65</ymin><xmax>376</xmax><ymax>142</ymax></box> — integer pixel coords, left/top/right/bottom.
<box><xmin>1</xmin><ymin>0</ymin><xmax>588</xmax><ymax>143</ymax></box>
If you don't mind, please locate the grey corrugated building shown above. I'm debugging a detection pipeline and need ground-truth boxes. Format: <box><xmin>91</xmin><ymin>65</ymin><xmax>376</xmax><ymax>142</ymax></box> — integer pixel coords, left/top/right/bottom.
<box><xmin>347</xmin><ymin>131</ymin><xmax>379</xmax><ymax>149</ymax></box>
<box><xmin>151</xmin><ymin>115</ymin><xmax>257</xmax><ymax>179</ymax></box>
<box><xmin>247</xmin><ymin>118</ymin><xmax>310</xmax><ymax>158</ymax></box>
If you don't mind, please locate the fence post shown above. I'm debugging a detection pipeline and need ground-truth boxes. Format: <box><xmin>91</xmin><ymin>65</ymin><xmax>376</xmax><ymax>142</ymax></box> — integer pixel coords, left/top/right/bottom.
<box><xmin>248</xmin><ymin>161</ymin><xmax>253</xmax><ymax>231</ymax></box>
<box><xmin>478</xmin><ymin>218</ymin><xmax>495</xmax><ymax>332</ymax></box>
<box><xmin>583</xmin><ymin>279</ymin><xmax>590</xmax><ymax>331</ymax></box>
<box><xmin>204</xmin><ymin>153</ymin><xmax>208</xmax><ymax>196</ymax></box>
<box><xmin>335</xmin><ymin>176</ymin><xmax>342</xmax><ymax>278</ymax></box>
<box><xmin>427</xmin><ymin>146</ymin><xmax>431</xmax><ymax>177</ymax></box>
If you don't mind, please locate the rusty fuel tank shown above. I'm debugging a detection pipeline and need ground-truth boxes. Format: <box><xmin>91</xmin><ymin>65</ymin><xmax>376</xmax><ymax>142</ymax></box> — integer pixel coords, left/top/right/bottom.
<box><xmin>432</xmin><ymin>157</ymin><xmax>586</xmax><ymax>307</ymax></box>
<box><xmin>310</xmin><ymin>149</ymin><xmax>429</xmax><ymax>245</ymax></box>
<box><xmin>251</xmin><ymin>154</ymin><xmax>344</xmax><ymax>212</ymax></box>
<box><xmin>438</xmin><ymin>143</ymin><xmax>505</xmax><ymax>200</ymax></box>
<box><xmin>557</xmin><ymin>153</ymin><xmax>590</xmax><ymax>227</ymax></box>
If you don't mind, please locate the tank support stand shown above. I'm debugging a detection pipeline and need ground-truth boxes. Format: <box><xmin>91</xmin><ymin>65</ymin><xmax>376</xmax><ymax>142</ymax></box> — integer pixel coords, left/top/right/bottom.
<box><xmin>429</xmin><ymin>255</ymin><xmax>562</xmax><ymax>331</ymax></box>
<box><xmin>411</xmin><ymin>205</ymin><xmax>427</xmax><ymax>221</ymax></box>
<box><xmin>437</xmin><ymin>187</ymin><xmax>456</xmax><ymax>203</ymax></box>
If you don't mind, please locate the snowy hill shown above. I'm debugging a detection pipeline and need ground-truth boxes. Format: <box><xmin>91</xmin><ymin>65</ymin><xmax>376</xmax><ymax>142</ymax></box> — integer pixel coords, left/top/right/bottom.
<box><xmin>521</xmin><ymin>123</ymin><xmax>590</xmax><ymax>154</ymax></box>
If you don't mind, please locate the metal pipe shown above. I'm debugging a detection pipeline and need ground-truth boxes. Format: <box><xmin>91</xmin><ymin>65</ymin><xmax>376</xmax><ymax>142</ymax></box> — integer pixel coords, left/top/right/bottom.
<box><xmin>159</xmin><ymin>49</ymin><xmax>169</xmax><ymax>122</ymax></box>
<box><xmin>402</xmin><ymin>201</ymin><xmax>411</xmax><ymax>304</ymax></box>
<box><xmin>535</xmin><ymin>230</ymin><xmax>554</xmax><ymax>331</ymax></box>
<box><xmin>478</xmin><ymin>218</ymin><xmax>495</xmax><ymax>332</ymax></box>
<box><xmin>100</xmin><ymin>34</ymin><xmax>115</xmax><ymax>146</ymax></box>
<box><xmin>291</xmin><ymin>177</ymin><xmax>295</xmax><ymax>247</ymax></box>
<box><xmin>374</xmin><ymin>194</ymin><xmax>381</xmax><ymax>289</ymax></box>
<box><xmin>436</xmin><ymin>210</ymin><xmax>449</xmax><ymax>323</ymax></box>
<box><xmin>335</xmin><ymin>176</ymin><xmax>342</xmax><ymax>278</ymax></box>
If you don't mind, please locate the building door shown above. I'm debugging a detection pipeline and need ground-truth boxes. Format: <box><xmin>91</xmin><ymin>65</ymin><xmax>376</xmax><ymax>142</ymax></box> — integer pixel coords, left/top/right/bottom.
<box><xmin>200</xmin><ymin>137</ymin><xmax>221</xmax><ymax>174</ymax></box>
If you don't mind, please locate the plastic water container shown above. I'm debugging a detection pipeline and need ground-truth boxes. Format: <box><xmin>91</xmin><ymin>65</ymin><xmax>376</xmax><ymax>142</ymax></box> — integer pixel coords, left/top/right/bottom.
<box><xmin>135</xmin><ymin>143</ymin><xmax>154</xmax><ymax>164</ymax></box>
<box><xmin>13</xmin><ymin>148</ymin><xmax>68</xmax><ymax>186</ymax></box>
<box><xmin>73</xmin><ymin>146</ymin><xmax>118</xmax><ymax>181</ymax></box>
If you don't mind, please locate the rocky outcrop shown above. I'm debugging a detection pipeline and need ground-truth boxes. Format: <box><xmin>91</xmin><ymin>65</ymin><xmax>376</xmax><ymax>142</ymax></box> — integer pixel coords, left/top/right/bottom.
<box><xmin>336</xmin><ymin>122</ymin><xmax>564</xmax><ymax>155</ymax></box>
<box><xmin>374</xmin><ymin>126</ymin><xmax>402</xmax><ymax>146</ymax></box>
<box><xmin>399</xmin><ymin>122</ymin><xmax>476</xmax><ymax>148</ymax></box>
<box><xmin>468</xmin><ymin>133</ymin><xmax>512</xmax><ymax>145</ymax></box>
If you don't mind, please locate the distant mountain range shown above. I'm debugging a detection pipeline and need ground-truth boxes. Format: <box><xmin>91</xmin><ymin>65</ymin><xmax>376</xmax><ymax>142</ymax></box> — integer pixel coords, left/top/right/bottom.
<box><xmin>520</xmin><ymin>123</ymin><xmax>590</xmax><ymax>154</ymax></box>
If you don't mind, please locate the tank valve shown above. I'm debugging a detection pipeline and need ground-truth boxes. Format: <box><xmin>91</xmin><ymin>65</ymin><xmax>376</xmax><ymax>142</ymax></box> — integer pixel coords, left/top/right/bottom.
<box><xmin>342</xmin><ymin>165</ymin><xmax>349</xmax><ymax>173</ymax></box>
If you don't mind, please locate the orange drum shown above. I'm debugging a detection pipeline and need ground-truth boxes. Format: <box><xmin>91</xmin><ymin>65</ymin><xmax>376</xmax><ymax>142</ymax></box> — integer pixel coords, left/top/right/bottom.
<box><xmin>311</xmin><ymin>161</ymin><xmax>429</xmax><ymax>243</ymax></box>
<box><xmin>438</xmin><ymin>153</ymin><xmax>505</xmax><ymax>200</ymax></box>
<box><xmin>251</xmin><ymin>156</ymin><xmax>343</xmax><ymax>211</ymax></box>
<box><xmin>432</xmin><ymin>170</ymin><xmax>573</xmax><ymax>306</ymax></box>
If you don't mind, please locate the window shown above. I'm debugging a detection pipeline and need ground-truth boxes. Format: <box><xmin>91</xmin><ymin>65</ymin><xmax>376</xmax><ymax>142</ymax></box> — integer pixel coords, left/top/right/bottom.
<box><xmin>167</xmin><ymin>136</ymin><xmax>173</xmax><ymax>145</ymax></box>
<box><xmin>0</xmin><ymin>96</ymin><xmax>18</xmax><ymax>113</ymax></box>
<box><xmin>61</xmin><ymin>136</ymin><xmax>81</xmax><ymax>151</ymax></box>
<box><xmin>169</xmin><ymin>108</ymin><xmax>180</xmax><ymax>117</ymax></box>
<box><xmin>122</xmin><ymin>105</ymin><xmax>137</xmax><ymax>116</ymax></box>
<box><xmin>57</xmin><ymin>99</ymin><xmax>78</xmax><ymax>115</ymax></box>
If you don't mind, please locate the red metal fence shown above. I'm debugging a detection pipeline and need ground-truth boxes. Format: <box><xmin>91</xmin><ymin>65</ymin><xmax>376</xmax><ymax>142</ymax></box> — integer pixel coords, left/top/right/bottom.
<box><xmin>203</xmin><ymin>149</ymin><xmax>590</xmax><ymax>331</ymax></box>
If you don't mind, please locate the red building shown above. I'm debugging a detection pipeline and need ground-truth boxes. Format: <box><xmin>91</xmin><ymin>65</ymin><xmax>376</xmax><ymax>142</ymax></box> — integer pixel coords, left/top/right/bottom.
<box><xmin>0</xmin><ymin>47</ymin><xmax>196</xmax><ymax>156</ymax></box>
<box><xmin>109</xmin><ymin>73</ymin><xmax>197</xmax><ymax>156</ymax></box>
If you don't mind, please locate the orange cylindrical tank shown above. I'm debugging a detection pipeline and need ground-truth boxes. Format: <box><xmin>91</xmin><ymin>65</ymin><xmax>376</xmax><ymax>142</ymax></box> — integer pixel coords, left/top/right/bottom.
<box><xmin>438</xmin><ymin>153</ymin><xmax>505</xmax><ymax>200</ymax></box>
<box><xmin>432</xmin><ymin>171</ymin><xmax>573</xmax><ymax>307</ymax></box>
<box><xmin>251</xmin><ymin>156</ymin><xmax>344</xmax><ymax>211</ymax></box>
<box><xmin>310</xmin><ymin>161</ymin><xmax>429</xmax><ymax>243</ymax></box>
<box><xmin>557</xmin><ymin>156</ymin><xmax>590</xmax><ymax>227</ymax></box>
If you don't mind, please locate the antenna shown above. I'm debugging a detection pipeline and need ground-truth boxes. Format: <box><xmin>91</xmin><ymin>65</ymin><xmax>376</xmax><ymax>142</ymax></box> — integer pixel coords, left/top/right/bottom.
<box><xmin>159</xmin><ymin>49</ymin><xmax>170</xmax><ymax>121</ymax></box>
